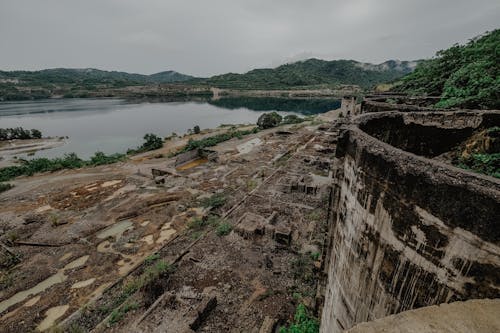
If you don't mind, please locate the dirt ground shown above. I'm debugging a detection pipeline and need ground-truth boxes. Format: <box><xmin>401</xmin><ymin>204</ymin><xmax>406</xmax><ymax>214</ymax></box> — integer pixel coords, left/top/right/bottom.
<box><xmin>0</xmin><ymin>118</ymin><xmax>340</xmax><ymax>332</ymax></box>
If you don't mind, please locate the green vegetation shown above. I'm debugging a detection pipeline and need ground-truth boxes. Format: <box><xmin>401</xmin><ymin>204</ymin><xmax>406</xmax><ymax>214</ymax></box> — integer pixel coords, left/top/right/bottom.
<box><xmin>283</xmin><ymin>115</ymin><xmax>305</xmax><ymax>125</ymax></box>
<box><xmin>107</xmin><ymin>259</ymin><xmax>172</xmax><ymax>325</ymax></box>
<box><xmin>257</xmin><ymin>112</ymin><xmax>283</xmax><ymax>129</ymax></box>
<box><xmin>280</xmin><ymin>303</ymin><xmax>319</xmax><ymax>333</ymax></box>
<box><xmin>216</xmin><ymin>222</ymin><xmax>233</xmax><ymax>236</ymax></box>
<box><xmin>200</xmin><ymin>193</ymin><xmax>226</xmax><ymax>209</ymax></box>
<box><xmin>108</xmin><ymin>301</ymin><xmax>139</xmax><ymax>325</ymax></box>
<box><xmin>394</xmin><ymin>29</ymin><xmax>499</xmax><ymax>109</ymax></box>
<box><xmin>193</xmin><ymin>58</ymin><xmax>416</xmax><ymax>90</ymax></box>
<box><xmin>0</xmin><ymin>127</ymin><xmax>42</xmax><ymax>140</ymax></box>
<box><xmin>127</xmin><ymin>133</ymin><xmax>164</xmax><ymax>154</ymax></box>
<box><xmin>0</xmin><ymin>152</ymin><xmax>125</xmax><ymax>182</ymax></box>
<box><xmin>0</xmin><ymin>183</ymin><xmax>13</xmax><ymax>193</ymax></box>
<box><xmin>0</xmin><ymin>68</ymin><xmax>194</xmax><ymax>101</ymax></box>
<box><xmin>193</xmin><ymin>125</ymin><xmax>201</xmax><ymax>134</ymax></box>
<box><xmin>177</xmin><ymin>127</ymin><xmax>259</xmax><ymax>155</ymax></box>
<box><xmin>458</xmin><ymin>153</ymin><xmax>500</xmax><ymax>178</ymax></box>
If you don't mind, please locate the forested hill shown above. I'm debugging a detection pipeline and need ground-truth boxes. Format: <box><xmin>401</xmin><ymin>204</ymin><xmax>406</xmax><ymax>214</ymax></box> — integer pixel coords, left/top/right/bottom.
<box><xmin>0</xmin><ymin>68</ymin><xmax>194</xmax><ymax>86</ymax></box>
<box><xmin>0</xmin><ymin>68</ymin><xmax>196</xmax><ymax>100</ymax></box>
<box><xmin>191</xmin><ymin>59</ymin><xmax>418</xmax><ymax>89</ymax></box>
<box><xmin>393</xmin><ymin>29</ymin><xmax>499</xmax><ymax>109</ymax></box>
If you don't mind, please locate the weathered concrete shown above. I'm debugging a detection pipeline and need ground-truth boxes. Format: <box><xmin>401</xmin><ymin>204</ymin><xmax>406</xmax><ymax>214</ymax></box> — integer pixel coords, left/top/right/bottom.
<box><xmin>346</xmin><ymin>299</ymin><xmax>500</xmax><ymax>333</ymax></box>
<box><xmin>361</xmin><ymin>95</ymin><xmax>446</xmax><ymax>113</ymax></box>
<box><xmin>321</xmin><ymin>111</ymin><xmax>500</xmax><ymax>332</ymax></box>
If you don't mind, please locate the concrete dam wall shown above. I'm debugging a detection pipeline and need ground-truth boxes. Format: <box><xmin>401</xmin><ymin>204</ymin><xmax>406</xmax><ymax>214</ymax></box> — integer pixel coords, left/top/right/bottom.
<box><xmin>320</xmin><ymin>111</ymin><xmax>500</xmax><ymax>332</ymax></box>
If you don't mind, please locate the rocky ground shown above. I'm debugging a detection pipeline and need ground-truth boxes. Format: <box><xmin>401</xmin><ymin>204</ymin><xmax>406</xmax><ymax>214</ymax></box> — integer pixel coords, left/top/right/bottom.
<box><xmin>0</xmin><ymin>112</ymin><xmax>340</xmax><ymax>332</ymax></box>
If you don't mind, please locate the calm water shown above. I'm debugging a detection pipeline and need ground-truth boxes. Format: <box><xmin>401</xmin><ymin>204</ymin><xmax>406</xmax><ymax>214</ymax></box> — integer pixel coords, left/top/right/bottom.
<box><xmin>0</xmin><ymin>97</ymin><xmax>338</xmax><ymax>159</ymax></box>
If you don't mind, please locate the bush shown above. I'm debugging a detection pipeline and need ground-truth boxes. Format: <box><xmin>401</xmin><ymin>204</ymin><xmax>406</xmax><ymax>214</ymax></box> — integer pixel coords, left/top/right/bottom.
<box><xmin>176</xmin><ymin>127</ymin><xmax>258</xmax><ymax>155</ymax></box>
<box><xmin>458</xmin><ymin>153</ymin><xmax>500</xmax><ymax>178</ymax></box>
<box><xmin>128</xmin><ymin>133</ymin><xmax>164</xmax><ymax>154</ymax></box>
<box><xmin>0</xmin><ymin>151</ymin><xmax>127</xmax><ymax>182</ymax></box>
<box><xmin>283</xmin><ymin>115</ymin><xmax>304</xmax><ymax>124</ymax></box>
<box><xmin>193</xmin><ymin>125</ymin><xmax>201</xmax><ymax>134</ymax></box>
<box><xmin>216</xmin><ymin>222</ymin><xmax>233</xmax><ymax>236</ymax></box>
<box><xmin>200</xmin><ymin>193</ymin><xmax>226</xmax><ymax>209</ymax></box>
<box><xmin>0</xmin><ymin>183</ymin><xmax>13</xmax><ymax>193</ymax></box>
<box><xmin>257</xmin><ymin>112</ymin><xmax>283</xmax><ymax>129</ymax></box>
<box><xmin>0</xmin><ymin>127</ymin><xmax>43</xmax><ymax>141</ymax></box>
<box><xmin>280</xmin><ymin>304</ymin><xmax>319</xmax><ymax>333</ymax></box>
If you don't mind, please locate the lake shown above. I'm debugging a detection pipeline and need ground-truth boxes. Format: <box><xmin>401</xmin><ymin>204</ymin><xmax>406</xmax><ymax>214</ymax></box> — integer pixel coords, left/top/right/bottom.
<box><xmin>0</xmin><ymin>97</ymin><xmax>339</xmax><ymax>159</ymax></box>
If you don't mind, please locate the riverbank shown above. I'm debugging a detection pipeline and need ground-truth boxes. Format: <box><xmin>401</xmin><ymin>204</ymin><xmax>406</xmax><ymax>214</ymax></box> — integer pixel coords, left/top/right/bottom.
<box><xmin>0</xmin><ymin>138</ymin><xmax>67</xmax><ymax>168</ymax></box>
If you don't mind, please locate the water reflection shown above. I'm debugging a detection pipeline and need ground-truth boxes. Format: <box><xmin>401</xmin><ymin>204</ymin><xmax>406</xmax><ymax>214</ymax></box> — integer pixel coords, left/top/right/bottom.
<box><xmin>0</xmin><ymin>97</ymin><xmax>337</xmax><ymax>159</ymax></box>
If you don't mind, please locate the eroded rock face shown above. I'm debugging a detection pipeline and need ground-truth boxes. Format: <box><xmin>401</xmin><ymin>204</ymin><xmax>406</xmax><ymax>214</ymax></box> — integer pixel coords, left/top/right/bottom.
<box><xmin>321</xmin><ymin>111</ymin><xmax>500</xmax><ymax>333</ymax></box>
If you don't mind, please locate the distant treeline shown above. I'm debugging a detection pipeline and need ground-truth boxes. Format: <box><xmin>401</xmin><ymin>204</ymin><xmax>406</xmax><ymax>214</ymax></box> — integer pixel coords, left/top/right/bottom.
<box><xmin>0</xmin><ymin>127</ymin><xmax>42</xmax><ymax>140</ymax></box>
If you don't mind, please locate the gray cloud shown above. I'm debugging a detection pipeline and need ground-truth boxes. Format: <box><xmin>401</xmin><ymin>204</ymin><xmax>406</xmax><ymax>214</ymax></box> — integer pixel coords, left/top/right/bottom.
<box><xmin>0</xmin><ymin>0</ymin><xmax>498</xmax><ymax>76</ymax></box>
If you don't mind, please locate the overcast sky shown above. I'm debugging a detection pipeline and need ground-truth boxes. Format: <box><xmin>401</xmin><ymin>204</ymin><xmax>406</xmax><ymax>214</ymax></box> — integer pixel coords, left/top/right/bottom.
<box><xmin>1</xmin><ymin>0</ymin><xmax>498</xmax><ymax>77</ymax></box>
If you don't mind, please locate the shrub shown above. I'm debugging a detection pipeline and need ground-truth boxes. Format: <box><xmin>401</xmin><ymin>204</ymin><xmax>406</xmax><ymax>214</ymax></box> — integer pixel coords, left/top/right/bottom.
<box><xmin>200</xmin><ymin>193</ymin><xmax>226</xmax><ymax>209</ymax></box>
<box><xmin>193</xmin><ymin>125</ymin><xmax>201</xmax><ymax>134</ymax></box>
<box><xmin>216</xmin><ymin>222</ymin><xmax>233</xmax><ymax>236</ymax></box>
<box><xmin>280</xmin><ymin>303</ymin><xmax>319</xmax><ymax>333</ymax></box>
<box><xmin>127</xmin><ymin>133</ymin><xmax>164</xmax><ymax>154</ymax></box>
<box><xmin>0</xmin><ymin>183</ymin><xmax>13</xmax><ymax>193</ymax></box>
<box><xmin>283</xmin><ymin>115</ymin><xmax>304</xmax><ymax>124</ymax></box>
<box><xmin>257</xmin><ymin>112</ymin><xmax>283</xmax><ymax>129</ymax></box>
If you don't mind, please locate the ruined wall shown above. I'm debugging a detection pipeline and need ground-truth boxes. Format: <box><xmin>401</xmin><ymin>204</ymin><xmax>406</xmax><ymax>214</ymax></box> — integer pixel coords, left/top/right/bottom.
<box><xmin>361</xmin><ymin>95</ymin><xmax>445</xmax><ymax>113</ymax></box>
<box><xmin>320</xmin><ymin>111</ymin><xmax>500</xmax><ymax>332</ymax></box>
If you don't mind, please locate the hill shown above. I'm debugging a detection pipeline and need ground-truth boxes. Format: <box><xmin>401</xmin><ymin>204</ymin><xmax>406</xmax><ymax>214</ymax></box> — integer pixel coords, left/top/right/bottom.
<box><xmin>192</xmin><ymin>59</ymin><xmax>418</xmax><ymax>90</ymax></box>
<box><xmin>0</xmin><ymin>68</ymin><xmax>195</xmax><ymax>100</ymax></box>
<box><xmin>393</xmin><ymin>29</ymin><xmax>499</xmax><ymax>109</ymax></box>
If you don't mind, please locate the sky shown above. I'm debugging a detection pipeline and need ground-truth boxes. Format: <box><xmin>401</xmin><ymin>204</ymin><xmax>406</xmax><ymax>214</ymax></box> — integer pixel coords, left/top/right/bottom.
<box><xmin>0</xmin><ymin>0</ymin><xmax>499</xmax><ymax>77</ymax></box>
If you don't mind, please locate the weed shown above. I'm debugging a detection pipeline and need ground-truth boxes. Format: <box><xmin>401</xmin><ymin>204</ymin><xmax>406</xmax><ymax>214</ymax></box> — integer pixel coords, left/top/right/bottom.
<box><xmin>246</xmin><ymin>179</ymin><xmax>258</xmax><ymax>191</ymax></box>
<box><xmin>188</xmin><ymin>217</ymin><xmax>206</xmax><ymax>230</ymax></box>
<box><xmin>144</xmin><ymin>253</ymin><xmax>160</xmax><ymax>265</ymax></box>
<box><xmin>109</xmin><ymin>301</ymin><xmax>139</xmax><ymax>325</ymax></box>
<box><xmin>310</xmin><ymin>252</ymin><xmax>320</xmax><ymax>261</ymax></box>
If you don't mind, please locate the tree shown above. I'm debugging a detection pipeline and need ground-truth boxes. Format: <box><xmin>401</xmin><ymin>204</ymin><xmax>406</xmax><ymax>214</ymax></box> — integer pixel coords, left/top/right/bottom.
<box><xmin>31</xmin><ymin>129</ymin><xmax>42</xmax><ymax>139</ymax></box>
<box><xmin>193</xmin><ymin>125</ymin><xmax>201</xmax><ymax>134</ymax></box>
<box><xmin>257</xmin><ymin>112</ymin><xmax>282</xmax><ymax>129</ymax></box>
<box><xmin>141</xmin><ymin>133</ymin><xmax>163</xmax><ymax>151</ymax></box>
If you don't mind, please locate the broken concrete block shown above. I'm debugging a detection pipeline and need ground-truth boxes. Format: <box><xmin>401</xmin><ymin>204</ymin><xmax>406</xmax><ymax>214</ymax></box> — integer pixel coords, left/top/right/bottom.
<box><xmin>234</xmin><ymin>212</ymin><xmax>267</xmax><ymax>239</ymax></box>
<box><xmin>274</xmin><ymin>226</ymin><xmax>292</xmax><ymax>245</ymax></box>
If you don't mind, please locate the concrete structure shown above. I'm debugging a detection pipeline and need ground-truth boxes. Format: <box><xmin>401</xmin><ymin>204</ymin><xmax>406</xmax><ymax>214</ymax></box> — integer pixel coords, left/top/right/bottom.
<box><xmin>346</xmin><ymin>299</ymin><xmax>500</xmax><ymax>333</ymax></box>
<box><xmin>340</xmin><ymin>96</ymin><xmax>358</xmax><ymax>117</ymax></box>
<box><xmin>320</xmin><ymin>111</ymin><xmax>500</xmax><ymax>332</ymax></box>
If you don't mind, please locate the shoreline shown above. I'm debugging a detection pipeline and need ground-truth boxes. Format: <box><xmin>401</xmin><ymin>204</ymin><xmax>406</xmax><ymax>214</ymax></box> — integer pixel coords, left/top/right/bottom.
<box><xmin>0</xmin><ymin>138</ymin><xmax>67</xmax><ymax>168</ymax></box>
